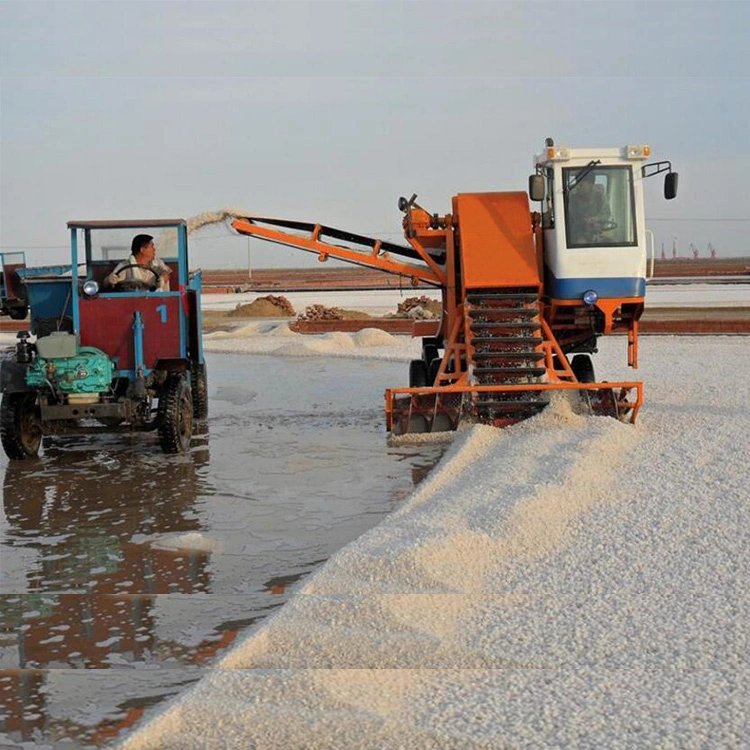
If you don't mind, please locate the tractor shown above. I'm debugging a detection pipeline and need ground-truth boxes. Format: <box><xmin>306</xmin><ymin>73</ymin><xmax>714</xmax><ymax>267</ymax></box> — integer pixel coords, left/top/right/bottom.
<box><xmin>0</xmin><ymin>219</ymin><xmax>207</xmax><ymax>459</ymax></box>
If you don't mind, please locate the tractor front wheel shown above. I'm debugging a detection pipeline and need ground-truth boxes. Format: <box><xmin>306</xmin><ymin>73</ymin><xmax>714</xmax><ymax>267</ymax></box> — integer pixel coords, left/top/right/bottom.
<box><xmin>1</xmin><ymin>393</ymin><xmax>42</xmax><ymax>460</ymax></box>
<box><xmin>158</xmin><ymin>375</ymin><xmax>193</xmax><ymax>454</ymax></box>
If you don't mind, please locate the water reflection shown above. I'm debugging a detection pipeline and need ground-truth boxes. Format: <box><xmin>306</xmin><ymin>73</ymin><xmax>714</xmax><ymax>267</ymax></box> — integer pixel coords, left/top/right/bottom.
<box><xmin>0</xmin><ymin>354</ymin><xmax>447</xmax><ymax>746</ymax></box>
<box><xmin>1</xmin><ymin>441</ymin><xmax>214</xmax><ymax>744</ymax></box>
<box><xmin>3</xmin><ymin>447</ymin><xmax>206</xmax><ymax>595</ymax></box>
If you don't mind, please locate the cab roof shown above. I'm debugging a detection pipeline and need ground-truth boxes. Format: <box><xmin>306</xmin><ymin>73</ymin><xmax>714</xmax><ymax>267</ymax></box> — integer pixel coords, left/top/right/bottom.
<box><xmin>67</xmin><ymin>219</ymin><xmax>186</xmax><ymax>230</ymax></box>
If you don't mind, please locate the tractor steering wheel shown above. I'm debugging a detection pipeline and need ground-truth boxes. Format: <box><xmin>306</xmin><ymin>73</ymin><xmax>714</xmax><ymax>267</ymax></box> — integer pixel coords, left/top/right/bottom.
<box><xmin>112</xmin><ymin>264</ymin><xmax>160</xmax><ymax>292</ymax></box>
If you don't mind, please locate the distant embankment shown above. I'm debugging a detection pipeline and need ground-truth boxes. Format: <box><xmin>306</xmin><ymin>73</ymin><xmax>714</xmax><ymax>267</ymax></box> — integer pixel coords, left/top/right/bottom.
<box><xmin>202</xmin><ymin>258</ymin><xmax>750</xmax><ymax>292</ymax></box>
<box><xmin>202</xmin><ymin>267</ymin><xmax>416</xmax><ymax>293</ymax></box>
<box><xmin>651</xmin><ymin>257</ymin><xmax>750</xmax><ymax>277</ymax></box>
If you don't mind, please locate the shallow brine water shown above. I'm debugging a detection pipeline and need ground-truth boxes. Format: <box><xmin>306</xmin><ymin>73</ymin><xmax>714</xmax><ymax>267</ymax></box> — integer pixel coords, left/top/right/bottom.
<box><xmin>0</xmin><ymin>353</ymin><xmax>445</xmax><ymax>747</ymax></box>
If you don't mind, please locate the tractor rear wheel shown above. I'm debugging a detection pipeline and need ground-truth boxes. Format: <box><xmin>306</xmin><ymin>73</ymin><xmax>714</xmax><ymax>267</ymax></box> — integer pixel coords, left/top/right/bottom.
<box><xmin>158</xmin><ymin>375</ymin><xmax>193</xmax><ymax>454</ymax></box>
<box><xmin>191</xmin><ymin>361</ymin><xmax>208</xmax><ymax>420</ymax></box>
<box><xmin>1</xmin><ymin>393</ymin><xmax>42</xmax><ymax>460</ymax></box>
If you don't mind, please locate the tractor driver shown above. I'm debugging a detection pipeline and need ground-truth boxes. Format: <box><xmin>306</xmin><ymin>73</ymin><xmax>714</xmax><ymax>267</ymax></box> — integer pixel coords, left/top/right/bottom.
<box><xmin>104</xmin><ymin>234</ymin><xmax>171</xmax><ymax>291</ymax></box>
<box><xmin>566</xmin><ymin>172</ymin><xmax>613</xmax><ymax>245</ymax></box>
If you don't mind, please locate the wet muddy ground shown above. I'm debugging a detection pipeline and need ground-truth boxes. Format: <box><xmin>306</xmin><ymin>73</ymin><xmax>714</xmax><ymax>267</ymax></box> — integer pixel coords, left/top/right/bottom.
<box><xmin>0</xmin><ymin>353</ymin><xmax>446</xmax><ymax>748</ymax></box>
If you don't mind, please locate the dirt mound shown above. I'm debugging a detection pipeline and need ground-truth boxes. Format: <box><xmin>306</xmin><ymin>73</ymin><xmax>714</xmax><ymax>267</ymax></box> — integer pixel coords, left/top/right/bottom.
<box><xmin>391</xmin><ymin>296</ymin><xmax>442</xmax><ymax>319</ymax></box>
<box><xmin>295</xmin><ymin>304</ymin><xmax>371</xmax><ymax>322</ymax></box>
<box><xmin>227</xmin><ymin>295</ymin><xmax>296</xmax><ymax>318</ymax></box>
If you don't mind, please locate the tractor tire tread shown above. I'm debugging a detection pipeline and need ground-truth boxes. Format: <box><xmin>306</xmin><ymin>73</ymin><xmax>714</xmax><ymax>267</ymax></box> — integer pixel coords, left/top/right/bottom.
<box><xmin>158</xmin><ymin>375</ymin><xmax>193</xmax><ymax>454</ymax></box>
<box><xmin>1</xmin><ymin>393</ymin><xmax>41</xmax><ymax>460</ymax></box>
<box><xmin>191</xmin><ymin>361</ymin><xmax>209</xmax><ymax>420</ymax></box>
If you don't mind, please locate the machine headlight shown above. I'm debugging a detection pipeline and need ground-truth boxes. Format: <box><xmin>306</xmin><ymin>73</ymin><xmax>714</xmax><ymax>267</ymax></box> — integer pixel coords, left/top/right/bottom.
<box><xmin>545</xmin><ymin>146</ymin><xmax>570</xmax><ymax>161</ymax></box>
<box><xmin>82</xmin><ymin>279</ymin><xmax>99</xmax><ymax>297</ymax></box>
<box><xmin>582</xmin><ymin>289</ymin><xmax>599</xmax><ymax>306</ymax></box>
<box><xmin>625</xmin><ymin>144</ymin><xmax>651</xmax><ymax>159</ymax></box>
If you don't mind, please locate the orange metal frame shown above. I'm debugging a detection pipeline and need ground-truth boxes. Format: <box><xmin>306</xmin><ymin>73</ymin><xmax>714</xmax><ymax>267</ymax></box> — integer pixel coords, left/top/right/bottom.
<box><xmin>546</xmin><ymin>296</ymin><xmax>643</xmax><ymax>368</ymax></box>
<box><xmin>230</xmin><ymin>197</ymin><xmax>644</xmax><ymax>429</ymax></box>
<box><xmin>232</xmin><ymin>217</ymin><xmax>446</xmax><ymax>288</ymax></box>
<box><xmin>385</xmin><ymin>381</ymin><xmax>643</xmax><ymax>432</ymax></box>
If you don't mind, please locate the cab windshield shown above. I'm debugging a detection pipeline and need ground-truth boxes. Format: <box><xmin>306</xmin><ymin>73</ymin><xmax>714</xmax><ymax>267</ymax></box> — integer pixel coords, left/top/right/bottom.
<box><xmin>563</xmin><ymin>166</ymin><xmax>637</xmax><ymax>248</ymax></box>
<box><xmin>80</xmin><ymin>226</ymin><xmax>180</xmax><ymax>264</ymax></box>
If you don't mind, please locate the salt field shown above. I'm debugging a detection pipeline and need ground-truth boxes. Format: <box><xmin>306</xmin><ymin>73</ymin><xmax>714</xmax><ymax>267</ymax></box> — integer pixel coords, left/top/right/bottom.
<box><xmin>1</xmin><ymin>286</ymin><xmax>748</xmax><ymax>747</ymax></box>
<box><xmin>115</xmin><ymin>326</ymin><xmax>748</xmax><ymax>748</ymax></box>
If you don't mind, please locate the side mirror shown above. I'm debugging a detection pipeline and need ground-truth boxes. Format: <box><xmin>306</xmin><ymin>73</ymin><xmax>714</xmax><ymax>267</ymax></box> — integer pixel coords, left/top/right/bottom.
<box><xmin>528</xmin><ymin>175</ymin><xmax>545</xmax><ymax>202</ymax></box>
<box><xmin>664</xmin><ymin>172</ymin><xmax>678</xmax><ymax>200</ymax></box>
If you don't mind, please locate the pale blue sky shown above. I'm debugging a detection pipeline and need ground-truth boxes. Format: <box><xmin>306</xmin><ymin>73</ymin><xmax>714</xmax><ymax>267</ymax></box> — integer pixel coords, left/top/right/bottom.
<box><xmin>1</xmin><ymin>0</ymin><xmax>748</xmax><ymax>268</ymax></box>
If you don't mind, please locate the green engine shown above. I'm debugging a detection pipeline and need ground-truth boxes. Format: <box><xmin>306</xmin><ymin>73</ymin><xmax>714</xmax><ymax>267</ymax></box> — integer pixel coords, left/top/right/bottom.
<box><xmin>26</xmin><ymin>341</ymin><xmax>114</xmax><ymax>395</ymax></box>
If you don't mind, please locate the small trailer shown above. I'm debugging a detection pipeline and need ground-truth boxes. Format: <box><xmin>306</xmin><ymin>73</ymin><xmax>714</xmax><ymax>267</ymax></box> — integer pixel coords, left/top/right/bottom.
<box><xmin>0</xmin><ymin>252</ymin><xmax>30</xmax><ymax>320</ymax></box>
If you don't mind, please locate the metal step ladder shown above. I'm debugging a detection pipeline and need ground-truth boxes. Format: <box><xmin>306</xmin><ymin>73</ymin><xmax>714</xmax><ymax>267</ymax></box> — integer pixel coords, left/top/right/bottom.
<box><xmin>466</xmin><ymin>288</ymin><xmax>549</xmax><ymax>424</ymax></box>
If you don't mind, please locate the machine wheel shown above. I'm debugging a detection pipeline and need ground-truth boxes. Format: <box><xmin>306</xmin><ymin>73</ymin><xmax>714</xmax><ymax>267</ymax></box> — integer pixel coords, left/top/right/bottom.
<box><xmin>428</xmin><ymin>358</ymin><xmax>442</xmax><ymax>385</ymax></box>
<box><xmin>158</xmin><ymin>375</ymin><xmax>193</xmax><ymax>454</ymax></box>
<box><xmin>0</xmin><ymin>393</ymin><xmax>42</xmax><ymax>460</ymax></box>
<box><xmin>422</xmin><ymin>343</ymin><xmax>439</xmax><ymax>366</ymax></box>
<box><xmin>571</xmin><ymin>354</ymin><xmax>595</xmax><ymax>383</ymax></box>
<box><xmin>8</xmin><ymin>305</ymin><xmax>29</xmax><ymax>321</ymax></box>
<box><xmin>409</xmin><ymin>360</ymin><xmax>428</xmax><ymax>388</ymax></box>
<box><xmin>191</xmin><ymin>361</ymin><xmax>209</xmax><ymax>420</ymax></box>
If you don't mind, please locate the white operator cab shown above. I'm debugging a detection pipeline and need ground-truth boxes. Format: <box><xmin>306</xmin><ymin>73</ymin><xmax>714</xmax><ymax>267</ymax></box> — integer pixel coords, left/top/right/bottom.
<box><xmin>529</xmin><ymin>139</ymin><xmax>678</xmax><ymax>308</ymax></box>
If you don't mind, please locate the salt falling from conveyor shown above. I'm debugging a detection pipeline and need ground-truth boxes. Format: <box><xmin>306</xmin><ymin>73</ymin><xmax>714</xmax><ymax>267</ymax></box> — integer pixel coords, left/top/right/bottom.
<box><xmin>153</xmin><ymin>210</ymin><xmax>248</xmax><ymax>255</ymax></box>
<box><xmin>186</xmin><ymin>208</ymin><xmax>250</xmax><ymax>235</ymax></box>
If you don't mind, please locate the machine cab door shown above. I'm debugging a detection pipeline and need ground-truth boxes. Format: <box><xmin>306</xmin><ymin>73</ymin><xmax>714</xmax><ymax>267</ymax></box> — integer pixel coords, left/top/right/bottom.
<box><xmin>562</xmin><ymin>165</ymin><xmax>638</xmax><ymax>250</ymax></box>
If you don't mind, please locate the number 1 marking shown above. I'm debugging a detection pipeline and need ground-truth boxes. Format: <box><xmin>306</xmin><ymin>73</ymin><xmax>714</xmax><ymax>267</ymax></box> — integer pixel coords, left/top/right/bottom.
<box><xmin>156</xmin><ymin>304</ymin><xmax>167</xmax><ymax>323</ymax></box>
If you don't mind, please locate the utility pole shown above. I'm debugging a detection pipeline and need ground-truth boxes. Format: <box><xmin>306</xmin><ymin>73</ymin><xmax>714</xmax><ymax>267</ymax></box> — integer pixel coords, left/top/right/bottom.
<box><xmin>672</xmin><ymin>236</ymin><xmax>678</xmax><ymax>259</ymax></box>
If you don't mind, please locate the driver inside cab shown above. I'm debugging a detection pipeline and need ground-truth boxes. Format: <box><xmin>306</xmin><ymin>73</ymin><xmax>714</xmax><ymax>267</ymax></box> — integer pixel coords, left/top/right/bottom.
<box><xmin>104</xmin><ymin>234</ymin><xmax>171</xmax><ymax>291</ymax></box>
<box><xmin>567</xmin><ymin>172</ymin><xmax>613</xmax><ymax>245</ymax></box>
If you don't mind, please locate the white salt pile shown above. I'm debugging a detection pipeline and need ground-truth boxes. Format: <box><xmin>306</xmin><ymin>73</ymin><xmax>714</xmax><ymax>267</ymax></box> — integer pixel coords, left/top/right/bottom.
<box><xmin>118</xmin><ymin>336</ymin><xmax>748</xmax><ymax>749</ymax></box>
<box><xmin>204</xmin><ymin>324</ymin><xmax>418</xmax><ymax>361</ymax></box>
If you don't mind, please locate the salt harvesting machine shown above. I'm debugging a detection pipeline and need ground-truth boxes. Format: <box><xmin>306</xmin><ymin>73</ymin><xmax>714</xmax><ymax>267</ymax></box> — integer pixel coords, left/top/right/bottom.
<box><xmin>231</xmin><ymin>139</ymin><xmax>678</xmax><ymax>435</ymax></box>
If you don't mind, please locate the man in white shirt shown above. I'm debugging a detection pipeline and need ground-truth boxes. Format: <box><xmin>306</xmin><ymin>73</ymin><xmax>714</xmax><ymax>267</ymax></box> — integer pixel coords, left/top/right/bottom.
<box><xmin>104</xmin><ymin>234</ymin><xmax>171</xmax><ymax>291</ymax></box>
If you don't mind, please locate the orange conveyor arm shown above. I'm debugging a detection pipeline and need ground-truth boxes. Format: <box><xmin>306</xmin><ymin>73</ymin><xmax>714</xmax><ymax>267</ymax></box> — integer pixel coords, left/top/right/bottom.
<box><xmin>231</xmin><ymin>216</ymin><xmax>446</xmax><ymax>287</ymax></box>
